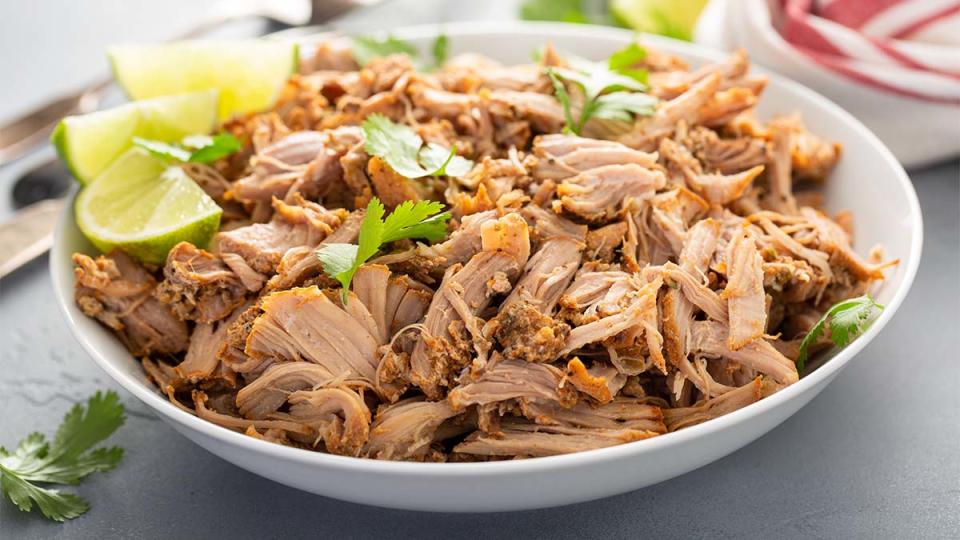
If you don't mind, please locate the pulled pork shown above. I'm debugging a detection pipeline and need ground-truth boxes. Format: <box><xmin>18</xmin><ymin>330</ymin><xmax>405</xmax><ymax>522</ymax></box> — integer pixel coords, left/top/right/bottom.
<box><xmin>72</xmin><ymin>40</ymin><xmax>891</xmax><ymax>461</ymax></box>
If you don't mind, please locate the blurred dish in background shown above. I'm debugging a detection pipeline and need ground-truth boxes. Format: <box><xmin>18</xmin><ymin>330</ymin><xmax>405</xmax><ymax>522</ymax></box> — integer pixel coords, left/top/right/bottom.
<box><xmin>696</xmin><ymin>0</ymin><xmax>960</xmax><ymax>167</ymax></box>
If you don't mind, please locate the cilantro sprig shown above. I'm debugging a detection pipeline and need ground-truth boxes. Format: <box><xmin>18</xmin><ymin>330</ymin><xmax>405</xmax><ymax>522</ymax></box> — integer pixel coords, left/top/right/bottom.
<box><xmin>316</xmin><ymin>197</ymin><xmax>450</xmax><ymax>303</ymax></box>
<box><xmin>0</xmin><ymin>391</ymin><xmax>125</xmax><ymax>522</ymax></box>
<box><xmin>796</xmin><ymin>295</ymin><xmax>884</xmax><ymax>371</ymax></box>
<box><xmin>351</xmin><ymin>34</ymin><xmax>449</xmax><ymax>70</ymax></box>
<box><xmin>362</xmin><ymin>113</ymin><xmax>473</xmax><ymax>179</ymax></box>
<box><xmin>132</xmin><ymin>132</ymin><xmax>241</xmax><ymax>164</ymax></box>
<box><xmin>545</xmin><ymin>43</ymin><xmax>657</xmax><ymax>135</ymax></box>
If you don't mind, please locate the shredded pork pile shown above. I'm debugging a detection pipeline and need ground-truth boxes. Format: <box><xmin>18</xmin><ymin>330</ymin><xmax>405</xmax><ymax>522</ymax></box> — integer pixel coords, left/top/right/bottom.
<box><xmin>72</xmin><ymin>39</ymin><xmax>895</xmax><ymax>461</ymax></box>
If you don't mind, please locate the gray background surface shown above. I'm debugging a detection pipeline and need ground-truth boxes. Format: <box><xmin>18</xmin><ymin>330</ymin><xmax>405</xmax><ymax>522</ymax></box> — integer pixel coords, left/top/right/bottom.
<box><xmin>1</xmin><ymin>1</ymin><xmax>958</xmax><ymax>538</ymax></box>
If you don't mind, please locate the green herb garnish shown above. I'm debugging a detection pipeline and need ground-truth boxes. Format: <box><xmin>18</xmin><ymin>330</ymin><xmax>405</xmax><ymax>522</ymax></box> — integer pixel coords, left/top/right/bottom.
<box><xmin>362</xmin><ymin>113</ymin><xmax>472</xmax><ymax>179</ymax></box>
<box><xmin>317</xmin><ymin>197</ymin><xmax>450</xmax><ymax>303</ymax></box>
<box><xmin>796</xmin><ymin>294</ymin><xmax>884</xmax><ymax>371</ymax></box>
<box><xmin>432</xmin><ymin>34</ymin><xmax>449</xmax><ymax>68</ymax></box>
<box><xmin>132</xmin><ymin>132</ymin><xmax>240</xmax><ymax>164</ymax></box>
<box><xmin>0</xmin><ymin>391</ymin><xmax>125</xmax><ymax>522</ymax></box>
<box><xmin>351</xmin><ymin>34</ymin><xmax>450</xmax><ymax>70</ymax></box>
<box><xmin>545</xmin><ymin>44</ymin><xmax>657</xmax><ymax>134</ymax></box>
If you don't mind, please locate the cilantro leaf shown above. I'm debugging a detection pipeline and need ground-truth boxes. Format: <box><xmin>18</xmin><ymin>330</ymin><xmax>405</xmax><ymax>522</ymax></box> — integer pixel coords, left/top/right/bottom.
<box><xmin>316</xmin><ymin>197</ymin><xmax>450</xmax><ymax>303</ymax></box>
<box><xmin>316</xmin><ymin>243</ymin><xmax>360</xmax><ymax>298</ymax></box>
<box><xmin>607</xmin><ymin>42</ymin><xmax>647</xmax><ymax>72</ymax></box>
<box><xmin>351</xmin><ymin>35</ymin><xmax>418</xmax><ymax>67</ymax></box>
<box><xmin>133</xmin><ymin>133</ymin><xmax>240</xmax><ymax>165</ymax></box>
<box><xmin>432</xmin><ymin>34</ymin><xmax>449</xmax><ymax>68</ymax></box>
<box><xmin>0</xmin><ymin>391</ymin><xmax>125</xmax><ymax>522</ymax></box>
<box><xmin>187</xmin><ymin>133</ymin><xmax>242</xmax><ymax>164</ymax></box>
<box><xmin>0</xmin><ymin>470</ymin><xmax>88</xmax><ymax>522</ymax></box>
<box><xmin>362</xmin><ymin>114</ymin><xmax>473</xmax><ymax>179</ymax></box>
<box><xmin>545</xmin><ymin>43</ymin><xmax>655</xmax><ymax>134</ymax></box>
<box><xmin>591</xmin><ymin>91</ymin><xmax>658</xmax><ymax>122</ymax></box>
<box><xmin>132</xmin><ymin>137</ymin><xmax>191</xmax><ymax>162</ymax></box>
<box><xmin>381</xmin><ymin>200</ymin><xmax>449</xmax><ymax>243</ymax></box>
<box><xmin>418</xmin><ymin>143</ymin><xmax>473</xmax><ymax>178</ymax></box>
<box><xmin>796</xmin><ymin>295</ymin><xmax>884</xmax><ymax>371</ymax></box>
<box><xmin>351</xmin><ymin>34</ymin><xmax>449</xmax><ymax>71</ymax></box>
<box><xmin>547</xmin><ymin>69</ymin><xmax>577</xmax><ymax>135</ymax></box>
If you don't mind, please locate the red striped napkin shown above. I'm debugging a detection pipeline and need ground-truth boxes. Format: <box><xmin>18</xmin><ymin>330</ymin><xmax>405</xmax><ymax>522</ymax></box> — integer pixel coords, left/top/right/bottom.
<box><xmin>776</xmin><ymin>0</ymin><xmax>960</xmax><ymax>104</ymax></box>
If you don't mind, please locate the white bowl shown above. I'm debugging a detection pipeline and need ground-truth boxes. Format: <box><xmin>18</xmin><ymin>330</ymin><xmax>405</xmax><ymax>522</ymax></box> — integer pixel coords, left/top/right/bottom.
<box><xmin>51</xmin><ymin>22</ymin><xmax>923</xmax><ymax>512</ymax></box>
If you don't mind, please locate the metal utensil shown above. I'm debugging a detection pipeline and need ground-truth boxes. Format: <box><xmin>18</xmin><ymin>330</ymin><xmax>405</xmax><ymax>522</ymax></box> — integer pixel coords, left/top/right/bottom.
<box><xmin>0</xmin><ymin>0</ymin><xmax>371</xmax><ymax>168</ymax></box>
<box><xmin>0</xmin><ymin>0</ymin><xmax>376</xmax><ymax>278</ymax></box>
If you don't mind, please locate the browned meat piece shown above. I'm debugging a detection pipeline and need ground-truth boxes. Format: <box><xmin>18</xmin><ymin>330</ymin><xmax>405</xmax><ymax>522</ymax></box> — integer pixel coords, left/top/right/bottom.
<box><xmin>687</xmin><ymin>165</ymin><xmax>765</xmax><ymax>206</ymax></box>
<box><xmin>763</xmin><ymin>117</ymin><xmax>799</xmax><ymax>214</ymax></box>
<box><xmin>662</xmin><ymin>377</ymin><xmax>762</xmax><ymax>431</ymax></box>
<box><xmin>585</xmin><ymin>222</ymin><xmax>627</xmax><ymax>262</ymax></box>
<box><xmin>690</xmin><ymin>320</ymin><xmax>798</xmax><ymax>385</ymax></box>
<box><xmin>367</xmin><ymin>155</ymin><xmax>426</xmax><ymax>208</ymax></box>
<box><xmin>338</xmin><ymin>142</ymin><xmax>374</xmax><ymax>209</ymax></box>
<box><xmin>558</xmin><ymin>270</ymin><xmax>635</xmax><ymax>321</ymax></box>
<box><xmin>448</xmin><ymin>354</ymin><xmax>576</xmax><ymax>410</ymax></box>
<box><xmin>352</xmin><ymin>264</ymin><xmax>433</xmax><ymax>344</ymax></box>
<box><xmin>660</xmin><ymin>138</ymin><xmax>763</xmax><ymax>205</ymax></box>
<box><xmin>801</xmin><ymin>207</ymin><xmax>894</xmax><ymax>281</ymax></box>
<box><xmin>409</xmin><ymin>214</ymin><xmax>531</xmax><ymax>398</ymax></box>
<box><xmin>266</xmin><ymin>209</ymin><xmax>364</xmax><ymax>292</ymax></box>
<box><xmin>192</xmin><ymin>390</ymin><xmax>311</xmax><ymax>437</ymax></box>
<box><xmin>555</xmin><ymin>164</ymin><xmax>666</xmax><ymax>221</ymax></box>
<box><xmin>217</xmin><ymin>196</ymin><xmax>344</xmax><ymax>274</ymax></box>
<box><xmin>791</xmin><ymin>126</ymin><xmax>842</xmax><ymax>182</ymax></box>
<box><xmin>563</xmin><ymin>358</ymin><xmax>626</xmax><ymax>404</ymax></box>
<box><xmin>73</xmin><ymin>251</ymin><xmax>188</xmax><ymax>356</ymax></box>
<box><xmin>649</xmin><ymin>49</ymin><xmax>759</xmax><ymax>100</ymax></box>
<box><xmin>488</xmin><ymin>301</ymin><xmax>571</xmax><ymax>363</ymax></box>
<box><xmin>442</xmin><ymin>54</ymin><xmax>550</xmax><ymax>93</ymax></box>
<box><xmin>409</xmin><ymin>81</ymin><xmax>481</xmax><ymax>120</ymax></box>
<box><xmin>723</xmin><ymin>227</ymin><xmax>767</xmax><ymax>349</ymax></box>
<box><xmin>301</xmin><ymin>36</ymin><xmax>358</xmax><ymax>72</ymax></box>
<box><xmin>175</xmin><ymin>302</ymin><xmax>249</xmax><ymax>385</ymax></box>
<box><xmin>403</xmin><ymin>209</ymin><xmax>498</xmax><ymax>275</ymax></box>
<box><xmin>285</xmin><ymin>387</ymin><xmax>372</xmax><ymax>456</ymax></box>
<box><xmin>364</xmin><ymin>397</ymin><xmax>462</xmax><ymax>460</ymax></box>
<box><xmin>531</xmin><ymin>134</ymin><xmax>658</xmax><ymax>181</ymax></box>
<box><xmin>231</xmin><ymin>129</ymin><xmax>360</xmax><ymax>204</ymax></box>
<box><xmin>454</xmin><ymin>419</ymin><xmax>657</xmax><ymax>458</ymax></box>
<box><xmin>236</xmin><ymin>362</ymin><xmax>372</xmax><ymax>419</ymax></box>
<box><xmin>522</xmin><ymin>397</ymin><xmax>665</xmax><ymax>433</ymax></box>
<box><xmin>619</xmin><ymin>73</ymin><xmax>721</xmax><ymax>151</ymax></box>
<box><xmin>561</xmin><ymin>276</ymin><xmax>663</xmax><ymax>364</ymax></box>
<box><xmin>488</xmin><ymin>89</ymin><xmax>565</xmax><ymax>133</ymax></box>
<box><xmin>244</xmin><ymin>286</ymin><xmax>380</xmax><ymax>383</ymax></box>
<box><xmin>699</xmin><ymin>87</ymin><xmax>758</xmax><ymax>127</ymax></box>
<box><xmin>683</xmin><ymin>126</ymin><xmax>768</xmax><ymax>175</ymax></box>
<box><xmin>154</xmin><ymin>242</ymin><xmax>253</xmax><ymax>323</ymax></box>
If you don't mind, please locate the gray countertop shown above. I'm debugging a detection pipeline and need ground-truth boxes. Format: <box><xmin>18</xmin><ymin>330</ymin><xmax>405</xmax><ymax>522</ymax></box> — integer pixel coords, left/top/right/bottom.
<box><xmin>1</xmin><ymin>2</ymin><xmax>959</xmax><ymax>538</ymax></box>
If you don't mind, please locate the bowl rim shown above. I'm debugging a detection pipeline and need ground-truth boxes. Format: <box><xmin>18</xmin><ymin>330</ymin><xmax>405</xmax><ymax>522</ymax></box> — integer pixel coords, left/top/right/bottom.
<box><xmin>52</xmin><ymin>20</ymin><xmax>924</xmax><ymax>476</ymax></box>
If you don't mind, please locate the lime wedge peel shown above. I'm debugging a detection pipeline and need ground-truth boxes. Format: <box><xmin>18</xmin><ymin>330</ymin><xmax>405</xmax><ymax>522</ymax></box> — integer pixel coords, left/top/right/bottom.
<box><xmin>75</xmin><ymin>147</ymin><xmax>222</xmax><ymax>265</ymax></box>
<box><xmin>610</xmin><ymin>0</ymin><xmax>708</xmax><ymax>41</ymax></box>
<box><xmin>52</xmin><ymin>90</ymin><xmax>218</xmax><ymax>185</ymax></box>
<box><xmin>108</xmin><ymin>40</ymin><xmax>299</xmax><ymax>120</ymax></box>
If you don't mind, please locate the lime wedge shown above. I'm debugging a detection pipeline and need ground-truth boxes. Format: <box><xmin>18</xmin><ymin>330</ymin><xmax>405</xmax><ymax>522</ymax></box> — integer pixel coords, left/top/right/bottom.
<box><xmin>108</xmin><ymin>40</ymin><xmax>299</xmax><ymax>120</ymax></box>
<box><xmin>611</xmin><ymin>0</ymin><xmax>708</xmax><ymax>41</ymax></box>
<box><xmin>52</xmin><ymin>90</ymin><xmax>218</xmax><ymax>185</ymax></box>
<box><xmin>76</xmin><ymin>148</ymin><xmax>222</xmax><ymax>264</ymax></box>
